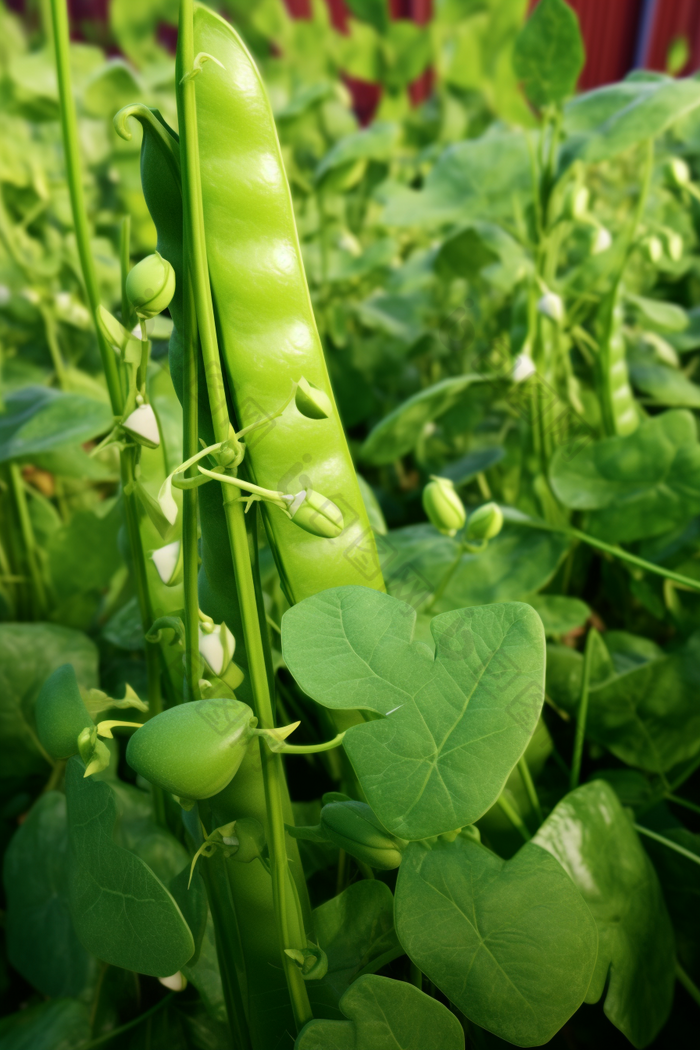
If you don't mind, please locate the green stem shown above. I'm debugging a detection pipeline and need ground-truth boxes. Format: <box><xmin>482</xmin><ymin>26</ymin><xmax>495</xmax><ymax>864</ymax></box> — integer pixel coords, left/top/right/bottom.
<box><xmin>84</xmin><ymin>993</ymin><xmax>175</xmax><ymax>1049</ymax></box>
<box><xmin>120</xmin><ymin>216</ymin><xmax>131</xmax><ymax>330</ymax></box>
<box><xmin>665</xmin><ymin>793</ymin><xmax>700</xmax><ymax>817</ymax></box>
<box><xmin>634</xmin><ymin>824</ymin><xmax>700</xmax><ymax>867</ymax></box>
<box><xmin>182</xmin><ymin>234</ymin><xmax>201</xmax><ymax>702</ymax></box>
<box><xmin>355</xmin><ymin>944</ymin><xmax>405</xmax><ymax>979</ymax></box>
<box><xmin>424</xmin><ymin>544</ymin><xmax>464</xmax><ymax>614</ymax></box>
<box><xmin>570</xmin><ymin>627</ymin><xmax>595</xmax><ymax>790</ymax></box>
<box><xmin>177</xmin><ymin>0</ymin><xmax>311</xmax><ymax>1031</ymax></box>
<box><xmin>48</xmin><ymin>0</ymin><xmax>122</xmax><ymax>415</ymax></box>
<box><xmin>39</xmin><ymin>305</ymin><xmax>68</xmax><ymax>389</ymax></box>
<box><xmin>497</xmin><ymin>795</ymin><xmax>531</xmax><ymax>841</ymax></box>
<box><xmin>518</xmin><ymin>756</ymin><xmax>543</xmax><ymax>824</ymax></box>
<box><xmin>8</xmin><ymin>463</ymin><xmax>48</xmax><ymax>618</ymax></box>
<box><xmin>676</xmin><ymin>961</ymin><xmax>700</xmax><ymax>1009</ymax></box>
<box><xmin>409</xmin><ymin>960</ymin><xmax>423</xmax><ymax>990</ymax></box>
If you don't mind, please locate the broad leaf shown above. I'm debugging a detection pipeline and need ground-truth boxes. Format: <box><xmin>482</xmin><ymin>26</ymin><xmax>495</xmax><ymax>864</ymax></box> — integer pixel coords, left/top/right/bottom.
<box><xmin>563</xmin><ymin>76</ymin><xmax>700</xmax><ymax>166</ymax></box>
<box><xmin>375</xmin><ymin>524</ymin><xmax>568</xmax><ymax>614</ymax></box>
<box><xmin>297</xmin><ymin>974</ymin><xmax>464</xmax><ymax>1050</ymax></box>
<box><xmin>525</xmin><ymin>594</ymin><xmax>590</xmax><ymax>636</ymax></box>
<box><xmin>316</xmin><ymin>121</ymin><xmax>399</xmax><ymax>183</ymax></box>
<box><xmin>642</xmin><ymin>825</ymin><xmax>700</xmax><ymax>978</ymax></box>
<box><xmin>382</xmin><ymin>132</ymin><xmax>530</xmax><ymax>228</ymax></box>
<box><xmin>65</xmin><ymin>757</ymin><xmax>195</xmax><ymax>976</ymax></box>
<box><xmin>4</xmin><ymin>792</ymin><xmax>94</xmax><ymax>998</ymax></box>
<box><xmin>360</xmin><ymin>376</ymin><xmax>485</xmax><ymax>464</ymax></box>
<box><xmin>0</xmin><ymin>998</ymin><xmax>90</xmax><ymax>1050</ymax></box>
<box><xmin>0</xmin><ymin>386</ymin><xmax>111</xmax><ymax>463</ymax></box>
<box><xmin>549</xmin><ymin>409</ymin><xmax>700</xmax><ymax>542</ymax></box>
<box><xmin>534</xmin><ymin>781</ymin><xmax>675</xmax><ymax>1048</ymax></box>
<box><xmin>0</xmin><ymin>623</ymin><xmax>98</xmax><ymax>780</ymax></box>
<box><xmin>546</xmin><ymin>631</ymin><xmax>700</xmax><ymax>773</ymax></box>
<box><xmin>283</xmin><ymin>587</ymin><xmax>545</xmax><ymax>839</ymax></box>
<box><xmin>395</xmin><ymin>835</ymin><xmax>598</xmax><ymax>1047</ymax></box>
<box><xmin>629</xmin><ymin>362</ymin><xmax>700</xmax><ymax>408</ymax></box>
<box><xmin>309</xmin><ymin>881</ymin><xmax>399</xmax><ymax>1017</ymax></box>
<box><xmin>513</xmin><ymin>0</ymin><xmax>584</xmax><ymax>108</ymax></box>
<box><xmin>627</xmin><ymin>295</ymin><xmax>688</xmax><ymax>333</ymax></box>
<box><xmin>440</xmin><ymin>446</ymin><xmax>505</xmax><ymax>485</ymax></box>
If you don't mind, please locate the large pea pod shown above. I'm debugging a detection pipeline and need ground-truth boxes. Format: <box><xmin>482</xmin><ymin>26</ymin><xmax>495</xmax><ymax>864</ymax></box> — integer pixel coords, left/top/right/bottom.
<box><xmin>597</xmin><ymin>285</ymin><xmax>638</xmax><ymax>436</ymax></box>
<box><xmin>192</xmin><ymin>4</ymin><xmax>384</xmax><ymax>603</ymax></box>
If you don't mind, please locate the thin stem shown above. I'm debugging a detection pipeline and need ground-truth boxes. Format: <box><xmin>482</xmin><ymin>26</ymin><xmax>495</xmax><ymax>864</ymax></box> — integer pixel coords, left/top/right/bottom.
<box><xmin>355</xmin><ymin>944</ymin><xmax>405</xmax><ymax>979</ymax></box>
<box><xmin>634</xmin><ymin>824</ymin><xmax>700</xmax><ymax>867</ymax></box>
<box><xmin>409</xmin><ymin>960</ymin><xmax>423</xmax><ymax>990</ymax></box>
<box><xmin>182</xmin><ymin>233</ymin><xmax>201</xmax><ymax>701</ymax></box>
<box><xmin>497</xmin><ymin>795</ymin><xmax>531</xmax><ymax>841</ymax></box>
<box><xmin>676</xmin><ymin>961</ymin><xmax>700</xmax><ymax>1009</ymax></box>
<box><xmin>120</xmin><ymin>216</ymin><xmax>131</xmax><ymax>330</ymax></box>
<box><xmin>48</xmin><ymin>0</ymin><xmax>122</xmax><ymax>415</ymax></box>
<box><xmin>84</xmin><ymin>993</ymin><xmax>174</xmax><ymax>1049</ymax></box>
<box><xmin>178</xmin><ymin>0</ymin><xmax>311</xmax><ymax>1030</ymax></box>
<box><xmin>570</xmin><ymin>628</ymin><xmax>595</xmax><ymax>790</ymax></box>
<box><xmin>270</xmin><ymin>731</ymin><xmax>345</xmax><ymax>755</ymax></box>
<box><xmin>518</xmin><ymin>756</ymin><xmax>543</xmax><ymax>824</ymax></box>
<box><xmin>39</xmin><ymin>305</ymin><xmax>68</xmax><ymax>389</ymax></box>
<box><xmin>424</xmin><ymin>545</ymin><xmax>463</xmax><ymax>614</ymax></box>
<box><xmin>665</xmin><ymin>793</ymin><xmax>700</xmax><ymax>817</ymax></box>
<box><xmin>8</xmin><ymin>464</ymin><xmax>48</xmax><ymax>617</ymax></box>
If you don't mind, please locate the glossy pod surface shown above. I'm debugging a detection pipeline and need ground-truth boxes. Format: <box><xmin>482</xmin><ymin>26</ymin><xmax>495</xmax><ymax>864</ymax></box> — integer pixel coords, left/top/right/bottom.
<box><xmin>126</xmin><ymin>697</ymin><xmax>257</xmax><ymax>800</ymax></box>
<box><xmin>192</xmin><ymin>4</ymin><xmax>384</xmax><ymax>603</ymax></box>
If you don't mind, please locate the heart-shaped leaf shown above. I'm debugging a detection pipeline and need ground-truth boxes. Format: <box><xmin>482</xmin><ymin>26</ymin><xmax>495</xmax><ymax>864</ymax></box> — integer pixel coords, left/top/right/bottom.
<box><xmin>65</xmin><ymin>757</ymin><xmax>194</xmax><ymax>976</ymax></box>
<box><xmin>395</xmin><ymin>835</ymin><xmax>598</xmax><ymax>1047</ymax></box>
<box><xmin>533</xmin><ymin>780</ymin><xmax>675</xmax><ymax>1048</ymax></box>
<box><xmin>282</xmin><ymin>587</ymin><xmax>545</xmax><ymax>840</ymax></box>
<box><xmin>549</xmin><ymin>409</ymin><xmax>700</xmax><ymax>542</ymax></box>
<box><xmin>296</xmin><ymin>974</ymin><xmax>465</xmax><ymax>1050</ymax></box>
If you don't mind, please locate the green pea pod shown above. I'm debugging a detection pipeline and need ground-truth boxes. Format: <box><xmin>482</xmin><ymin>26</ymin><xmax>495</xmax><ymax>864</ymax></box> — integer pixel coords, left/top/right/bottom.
<box><xmin>191</xmin><ymin>4</ymin><xmax>384</xmax><ymax>603</ymax></box>
<box><xmin>35</xmin><ymin>664</ymin><xmax>94</xmax><ymax>760</ymax></box>
<box><xmin>598</xmin><ymin>287</ymin><xmax>638</xmax><ymax>437</ymax></box>
<box><xmin>126</xmin><ymin>697</ymin><xmax>258</xmax><ymax>800</ymax></box>
<box><xmin>321</xmin><ymin>800</ymin><xmax>406</xmax><ymax>871</ymax></box>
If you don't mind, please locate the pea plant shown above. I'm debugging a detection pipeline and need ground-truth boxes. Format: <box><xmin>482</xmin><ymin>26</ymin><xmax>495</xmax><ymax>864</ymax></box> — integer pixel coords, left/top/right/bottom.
<box><xmin>2</xmin><ymin>1</ymin><xmax>700</xmax><ymax>1048</ymax></box>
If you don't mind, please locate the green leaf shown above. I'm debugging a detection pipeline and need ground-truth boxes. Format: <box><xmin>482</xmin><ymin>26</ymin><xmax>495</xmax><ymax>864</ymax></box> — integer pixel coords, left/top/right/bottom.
<box><xmin>525</xmin><ymin>594</ymin><xmax>591</xmax><ymax>636</ymax></box>
<box><xmin>549</xmin><ymin>409</ymin><xmax>700</xmax><ymax>542</ymax></box>
<box><xmin>309</xmin><ymin>881</ymin><xmax>399</xmax><ymax>1017</ymax></box>
<box><xmin>546</xmin><ymin>631</ymin><xmax>700</xmax><ymax>773</ymax></box>
<box><xmin>0</xmin><ymin>623</ymin><xmax>98</xmax><ymax>780</ymax></box>
<box><xmin>641</xmin><ymin>825</ymin><xmax>700</xmax><ymax>978</ymax></box>
<box><xmin>563</xmin><ymin>76</ymin><xmax>700</xmax><ymax>166</ymax></box>
<box><xmin>534</xmin><ymin>781</ymin><xmax>675</xmax><ymax>1048</ymax></box>
<box><xmin>0</xmin><ymin>998</ymin><xmax>90</xmax><ymax>1050</ymax></box>
<box><xmin>627</xmin><ymin>295</ymin><xmax>688</xmax><ymax>332</ymax></box>
<box><xmin>47</xmin><ymin>502</ymin><xmax>122</xmax><ymax>603</ymax></box>
<box><xmin>630</xmin><ymin>362</ymin><xmax>700</xmax><ymax>408</ymax></box>
<box><xmin>4</xmin><ymin>792</ymin><xmax>94</xmax><ymax>998</ymax></box>
<box><xmin>440</xmin><ymin>447</ymin><xmax>505</xmax><ymax>485</ymax></box>
<box><xmin>315</xmin><ymin>121</ymin><xmax>399</xmax><ymax>183</ymax></box>
<box><xmin>513</xmin><ymin>0</ymin><xmax>584</xmax><ymax>108</ymax></box>
<box><xmin>360</xmin><ymin>376</ymin><xmax>485</xmax><ymax>464</ymax></box>
<box><xmin>65</xmin><ymin>757</ymin><xmax>195</xmax><ymax>976</ymax></box>
<box><xmin>395</xmin><ymin>835</ymin><xmax>598</xmax><ymax>1047</ymax></box>
<box><xmin>0</xmin><ymin>386</ymin><xmax>112</xmax><ymax>464</ymax></box>
<box><xmin>375</xmin><ymin>524</ymin><xmax>569</xmax><ymax>614</ymax></box>
<box><xmin>435</xmin><ymin>222</ymin><xmax>531</xmax><ymax>283</ymax></box>
<box><xmin>345</xmin><ymin>0</ymin><xmax>390</xmax><ymax>35</ymax></box>
<box><xmin>382</xmin><ymin>132</ymin><xmax>530</xmax><ymax>228</ymax></box>
<box><xmin>283</xmin><ymin>587</ymin><xmax>545</xmax><ymax>839</ymax></box>
<box><xmin>297</xmin><ymin>974</ymin><xmax>464</xmax><ymax>1050</ymax></box>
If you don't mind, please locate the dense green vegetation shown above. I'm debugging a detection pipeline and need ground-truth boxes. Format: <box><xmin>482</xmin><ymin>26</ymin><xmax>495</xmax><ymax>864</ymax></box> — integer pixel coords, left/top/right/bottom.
<box><xmin>2</xmin><ymin>1</ymin><xmax>700</xmax><ymax>1048</ymax></box>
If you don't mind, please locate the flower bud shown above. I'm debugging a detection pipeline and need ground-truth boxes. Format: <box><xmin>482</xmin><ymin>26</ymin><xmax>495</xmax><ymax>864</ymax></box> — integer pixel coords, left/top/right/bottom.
<box><xmin>466</xmin><ymin>502</ymin><xmax>503</xmax><ymax>542</ymax></box>
<box><xmin>590</xmin><ymin>226</ymin><xmax>612</xmax><ymax>255</ymax></box>
<box><xmin>422</xmin><ymin>476</ymin><xmax>466</xmax><ymax>537</ymax></box>
<box><xmin>537</xmin><ymin>291</ymin><xmax>564</xmax><ymax>324</ymax></box>
<box><xmin>126</xmin><ymin>697</ymin><xmax>258</xmax><ymax>800</ymax></box>
<box><xmin>511</xmin><ymin>353</ymin><xmax>536</xmax><ymax>383</ymax></box>
<box><xmin>159</xmin><ymin>973</ymin><xmax>187</xmax><ymax>992</ymax></box>
<box><xmin>643</xmin><ymin>235</ymin><xmax>663</xmax><ymax>264</ymax></box>
<box><xmin>663</xmin><ymin>229</ymin><xmax>683</xmax><ymax>262</ymax></box>
<box><xmin>123</xmin><ymin>403</ymin><xmax>160</xmax><ymax>448</ymax></box>
<box><xmin>198</xmin><ymin>621</ymin><xmax>236</xmax><ymax>677</ymax></box>
<box><xmin>35</xmin><ymin>664</ymin><xmax>94</xmax><ymax>760</ymax></box>
<box><xmin>563</xmin><ymin>184</ymin><xmax>589</xmax><ymax>221</ymax></box>
<box><xmin>126</xmin><ymin>252</ymin><xmax>176</xmax><ymax>319</ymax></box>
<box><xmin>288</xmin><ymin>490</ymin><xmax>344</xmax><ymax>538</ymax></box>
<box><xmin>321</xmin><ymin>801</ymin><xmax>405</xmax><ymax>870</ymax></box>
<box><xmin>151</xmin><ymin>540</ymin><xmax>183</xmax><ymax>586</ymax></box>
<box><xmin>295</xmin><ymin>376</ymin><xmax>332</xmax><ymax>420</ymax></box>
<box><xmin>77</xmin><ymin>725</ymin><xmax>111</xmax><ymax>778</ymax></box>
<box><xmin>665</xmin><ymin>157</ymin><xmax>690</xmax><ymax>189</ymax></box>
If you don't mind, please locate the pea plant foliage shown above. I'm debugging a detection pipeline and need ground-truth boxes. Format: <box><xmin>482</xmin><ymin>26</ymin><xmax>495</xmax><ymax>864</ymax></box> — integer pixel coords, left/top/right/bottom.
<box><xmin>3</xmin><ymin>0</ymin><xmax>700</xmax><ymax>1048</ymax></box>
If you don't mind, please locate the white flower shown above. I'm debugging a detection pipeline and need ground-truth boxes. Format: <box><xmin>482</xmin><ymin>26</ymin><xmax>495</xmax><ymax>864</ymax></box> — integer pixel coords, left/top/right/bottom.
<box><xmin>159</xmin><ymin>972</ymin><xmax>187</xmax><ymax>992</ymax></box>
<box><xmin>0</xmin><ymin>285</ymin><xmax>10</xmax><ymax>306</ymax></box>
<box><xmin>592</xmin><ymin>226</ymin><xmax>612</xmax><ymax>254</ymax></box>
<box><xmin>537</xmin><ymin>291</ymin><xmax>564</xmax><ymax>324</ymax></box>
<box><xmin>122</xmin><ymin>404</ymin><xmax>160</xmax><ymax>448</ymax></box>
<box><xmin>151</xmin><ymin>540</ymin><xmax>182</xmax><ymax>585</ymax></box>
<box><xmin>512</xmin><ymin>354</ymin><xmax>536</xmax><ymax>383</ymax></box>
<box><xmin>199</xmin><ymin>622</ymin><xmax>236</xmax><ymax>677</ymax></box>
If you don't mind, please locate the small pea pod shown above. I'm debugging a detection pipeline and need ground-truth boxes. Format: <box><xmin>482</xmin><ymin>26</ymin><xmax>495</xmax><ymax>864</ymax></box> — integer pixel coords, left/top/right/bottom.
<box><xmin>35</xmin><ymin>664</ymin><xmax>93</xmax><ymax>761</ymax></box>
<box><xmin>597</xmin><ymin>285</ymin><xmax>638</xmax><ymax>436</ymax></box>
